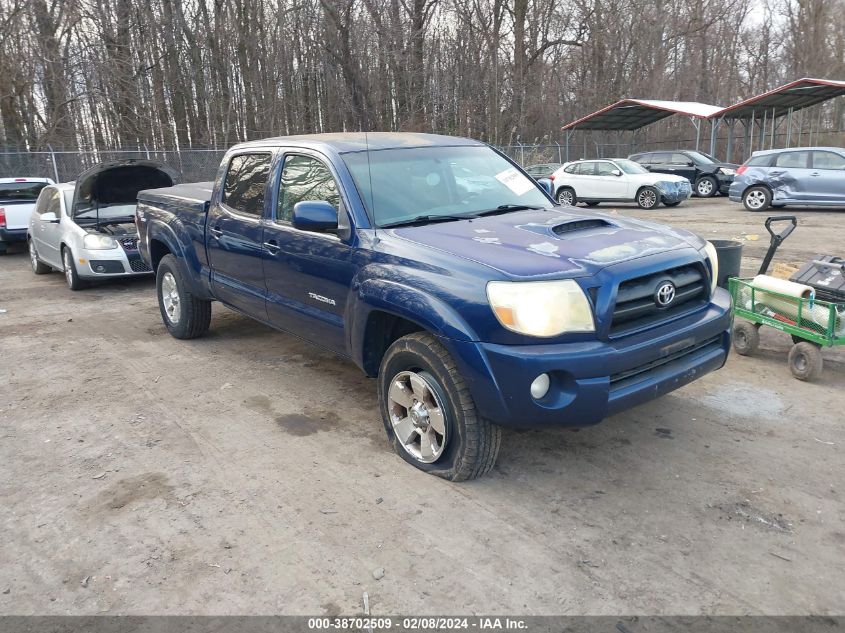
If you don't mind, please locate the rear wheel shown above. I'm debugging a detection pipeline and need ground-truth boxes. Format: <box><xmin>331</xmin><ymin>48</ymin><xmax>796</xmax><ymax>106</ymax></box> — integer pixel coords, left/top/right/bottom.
<box><xmin>29</xmin><ymin>240</ymin><xmax>51</xmax><ymax>274</ymax></box>
<box><xmin>743</xmin><ymin>186</ymin><xmax>771</xmax><ymax>212</ymax></box>
<box><xmin>62</xmin><ymin>247</ymin><xmax>87</xmax><ymax>290</ymax></box>
<box><xmin>156</xmin><ymin>254</ymin><xmax>211</xmax><ymax>339</ymax></box>
<box><xmin>732</xmin><ymin>321</ymin><xmax>760</xmax><ymax>356</ymax></box>
<box><xmin>556</xmin><ymin>187</ymin><xmax>576</xmax><ymax>206</ymax></box>
<box><xmin>378</xmin><ymin>332</ymin><xmax>501</xmax><ymax>481</ymax></box>
<box><xmin>788</xmin><ymin>342</ymin><xmax>823</xmax><ymax>381</ymax></box>
<box><xmin>636</xmin><ymin>186</ymin><xmax>660</xmax><ymax>210</ymax></box>
<box><xmin>695</xmin><ymin>175</ymin><xmax>718</xmax><ymax>197</ymax></box>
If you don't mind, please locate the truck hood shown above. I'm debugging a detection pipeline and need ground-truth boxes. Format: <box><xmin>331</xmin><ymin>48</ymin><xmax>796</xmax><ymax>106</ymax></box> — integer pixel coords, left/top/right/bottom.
<box><xmin>72</xmin><ymin>159</ymin><xmax>179</xmax><ymax>219</ymax></box>
<box><xmin>389</xmin><ymin>208</ymin><xmax>704</xmax><ymax>279</ymax></box>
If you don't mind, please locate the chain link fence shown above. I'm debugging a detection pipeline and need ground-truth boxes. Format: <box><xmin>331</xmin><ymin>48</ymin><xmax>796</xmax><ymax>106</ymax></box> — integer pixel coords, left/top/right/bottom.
<box><xmin>0</xmin><ymin>148</ymin><xmax>227</xmax><ymax>182</ymax></box>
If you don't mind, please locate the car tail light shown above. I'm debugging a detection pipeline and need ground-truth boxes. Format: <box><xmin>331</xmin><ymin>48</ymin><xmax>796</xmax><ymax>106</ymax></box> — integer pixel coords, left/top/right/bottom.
<box><xmin>0</xmin><ymin>208</ymin><xmax>6</xmax><ymax>228</ymax></box>
<box><xmin>14</xmin><ymin>178</ymin><xmax>27</xmax><ymax>182</ymax></box>
<box><xmin>549</xmin><ymin>175</ymin><xmax>555</xmax><ymax>181</ymax></box>
<box><xmin>736</xmin><ymin>165</ymin><xmax>748</xmax><ymax>175</ymax></box>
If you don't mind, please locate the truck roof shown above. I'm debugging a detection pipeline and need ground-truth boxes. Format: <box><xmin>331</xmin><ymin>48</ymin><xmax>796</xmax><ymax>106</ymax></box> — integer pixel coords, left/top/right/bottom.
<box><xmin>234</xmin><ymin>132</ymin><xmax>484</xmax><ymax>154</ymax></box>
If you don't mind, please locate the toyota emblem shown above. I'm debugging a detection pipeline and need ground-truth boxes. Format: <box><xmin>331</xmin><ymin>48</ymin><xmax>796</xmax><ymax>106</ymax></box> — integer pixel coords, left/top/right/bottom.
<box><xmin>655</xmin><ymin>281</ymin><xmax>676</xmax><ymax>307</ymax></box>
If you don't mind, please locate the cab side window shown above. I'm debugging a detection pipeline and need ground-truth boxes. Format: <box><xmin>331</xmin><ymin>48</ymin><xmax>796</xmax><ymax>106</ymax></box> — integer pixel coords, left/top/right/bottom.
<box><xmin>277</xmin><ymin>155</ymin><xmax>341</xmax><ymax>223</ymax></box>
<box><xmin>222</xmin><ymin>153</ymin><xmax>272</xmax><ymax>216</ymax></box>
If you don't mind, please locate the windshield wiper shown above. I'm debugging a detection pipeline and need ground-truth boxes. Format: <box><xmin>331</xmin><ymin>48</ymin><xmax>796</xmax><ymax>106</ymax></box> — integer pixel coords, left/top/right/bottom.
<box><xmin>380</xmin><ymin>214</ymin><xmax>477</xmax><ymax>228</ymax></box>
<box><xmin>473</xmin><ymin>204</ymin><xmax>545</xmax><ymax>217</ymax></box>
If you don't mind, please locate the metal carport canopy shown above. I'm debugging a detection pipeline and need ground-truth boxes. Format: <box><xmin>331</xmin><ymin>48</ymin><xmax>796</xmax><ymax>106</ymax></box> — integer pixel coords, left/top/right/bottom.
<box><xmin>716</xmin><ymin>77</ymin><xmax>845</xmax><ymax>119</ymax></box>
<box><xmin>560</xmin><ymin>99</ymin><xmax>724</xmax><ymax>131</ymax></box>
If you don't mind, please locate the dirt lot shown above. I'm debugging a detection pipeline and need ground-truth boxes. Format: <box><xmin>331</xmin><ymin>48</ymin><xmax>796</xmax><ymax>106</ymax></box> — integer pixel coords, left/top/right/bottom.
<box><xmin>1</xmin><ymin>197</ymin><xmax>843</xmax><ymax>616</ymax></box>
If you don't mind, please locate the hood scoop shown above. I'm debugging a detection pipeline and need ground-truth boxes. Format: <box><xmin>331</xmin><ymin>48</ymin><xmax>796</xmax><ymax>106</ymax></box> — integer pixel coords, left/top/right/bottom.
<box><xmin>552</xmin><ymin>218</ymin><xmax>614</xmax><ymax>235</ymax></box>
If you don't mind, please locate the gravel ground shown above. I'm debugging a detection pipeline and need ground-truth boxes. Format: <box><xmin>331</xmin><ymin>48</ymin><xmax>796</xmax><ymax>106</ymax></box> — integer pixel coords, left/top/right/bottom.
<box><xmin>1</xmin><ymin>197</ymin><xmax>843</xmax><ymax>615</ymax></box>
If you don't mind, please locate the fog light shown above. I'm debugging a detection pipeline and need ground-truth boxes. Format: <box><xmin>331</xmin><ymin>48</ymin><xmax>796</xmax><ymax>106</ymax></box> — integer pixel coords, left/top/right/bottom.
<box><xmin>94</xmin><ymin>265</ymin><xmax>106</xmax><ymax>273</ymax></box>
<box><xmin>530</xmin><ymin>373</ymin><xmax>550</xmax><ymax>399</ymax></box>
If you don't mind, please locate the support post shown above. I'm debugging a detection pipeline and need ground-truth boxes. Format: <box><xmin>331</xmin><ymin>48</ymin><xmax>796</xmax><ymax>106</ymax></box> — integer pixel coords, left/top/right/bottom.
<box><xmin>47</xmin><ymin>145</ymin><xmax>59</xmax><ymax>182</ymax></box>
<box><xmin>726</xmin><ymin>119</ymin><xmax>735</xmax><ymax>163</ymax></box>
<box><xmin>786</xmin><ymin>107</ymin><xmax>793</xmax><ymax>146</ymax></box>
<box><xmin>709</xmin><ymin>118</ymin><xmax>720</xmax><ymax>158</ymax></box>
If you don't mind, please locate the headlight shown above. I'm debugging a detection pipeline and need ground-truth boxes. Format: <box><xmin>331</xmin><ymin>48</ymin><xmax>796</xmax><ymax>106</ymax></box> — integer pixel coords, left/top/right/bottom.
<box><xmin>701</xmin><ymin>241</ymin><xmax>719</xmax><ymax>295</ymax></box>
<box><xmin>83</xmin><ymin>234</ymin><xmax>118</xmax><ymax>250</ymax></box>
<box><xmin>486</xmin><ymin>279</ymin><xmax>595</xmax><ymax>337</ymax></box>
<box><xmin>718</xmin><ymin>167</ymin><xmax>736</xmax><ymax>176</ymax></box>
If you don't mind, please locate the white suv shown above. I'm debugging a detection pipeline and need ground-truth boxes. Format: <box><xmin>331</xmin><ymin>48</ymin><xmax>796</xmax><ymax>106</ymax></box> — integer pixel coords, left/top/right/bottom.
<box><xmin>551</xmin><ymin>159</ymin><xmax>692</xmax><ymax>209</ymax></box>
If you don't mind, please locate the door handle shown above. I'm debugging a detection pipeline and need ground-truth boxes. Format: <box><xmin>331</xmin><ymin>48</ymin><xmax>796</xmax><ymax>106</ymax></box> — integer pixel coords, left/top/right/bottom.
<box><xmin>209</xmin><ymin>226</ymin><xmax>223</xmax><ymax>238</ymax></box>
<box><xmin>263</xmin><ymin>239</ymin><xmax>281</xmax><ymax>254</ymax></box>
<box><xmin>810</xmin><ymin>172</ymin><xmax>820</xmax><ymax>177</ymax></box>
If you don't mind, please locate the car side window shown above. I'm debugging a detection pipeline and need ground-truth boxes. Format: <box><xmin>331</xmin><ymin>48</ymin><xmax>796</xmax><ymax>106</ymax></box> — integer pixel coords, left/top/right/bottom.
<box><xmin>564</xmin><ymin>164</ymin><xmax>578</xmax><ymax>174</ymax></box>
<box><xmin>222</xmin><ymin>153</ymin><xmax>272</xmax><ymax>216</ymax></box>
<box><xmin>34</xmin><ymin>188</ymin><xmax>52</xmax><ymax>215</ymax></box>
<box><xmin>277</xmin><ymin>154</ymin><xmax>342</xmax><ymax>224</ymax></box>
<box><xmin>811</xmin><ymin>151</ymin><xmax>845</xmax><ymax>170</ymax></box>
<box><xmin>650</xmin><ymin>153</ymin><xmax>670</xmax><ymax>165</ymax></box>
<box><xmin>45</xmin><ymin>189</ymin><xmax>61</xmax><ymax>216</ymax></box>
<box><xmin>595</xmin><ymin>162</ymin><xmax>616</xmax><ymax>176</ymax></box>
<box><xmin>671</xmin><ymin>153</ymin><xmax>690</xmax><ymax>164</ymax></box>
<box><xmin>746</xmin><ymin>155</ymin><xmax>772</xmax><ymax>167</ymax></box>
<box><xmin>578</xmin><ymin>162</ymin><xmax>596</xmax><ymax>176</ymax></box>
<box><xmin>774</xmin><ymin>151</ymin><xmax>810</xmax><ymax>168</ymax></box>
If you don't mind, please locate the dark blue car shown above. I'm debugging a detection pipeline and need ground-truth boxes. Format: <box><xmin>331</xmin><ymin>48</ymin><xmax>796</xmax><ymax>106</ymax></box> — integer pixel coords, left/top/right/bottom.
<box><xmin>136</xmin><ymin>133</ymin><xmax>731</xmax><ymax>480</ymax></box>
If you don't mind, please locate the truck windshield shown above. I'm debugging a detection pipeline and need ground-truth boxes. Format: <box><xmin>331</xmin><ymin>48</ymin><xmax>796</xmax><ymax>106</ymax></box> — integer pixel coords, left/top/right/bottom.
<box><xmin>342</xmin><ymin>145</ymin><xmax>551</xmax><ymax>227</ymax></box>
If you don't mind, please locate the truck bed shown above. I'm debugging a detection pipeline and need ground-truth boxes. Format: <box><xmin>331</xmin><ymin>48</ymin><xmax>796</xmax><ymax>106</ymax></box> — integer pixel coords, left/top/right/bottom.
<box><xmin>137</xmin><ymin>182</ymin><xmax>214</xmax><ymax>215</ymax></box>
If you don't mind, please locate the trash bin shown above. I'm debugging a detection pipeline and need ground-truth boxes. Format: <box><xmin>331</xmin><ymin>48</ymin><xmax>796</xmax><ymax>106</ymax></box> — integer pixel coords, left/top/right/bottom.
<box><xmin>711</xmin><ymin>239</ymin><xmax>743</xmax><ymax>289</ymax></box>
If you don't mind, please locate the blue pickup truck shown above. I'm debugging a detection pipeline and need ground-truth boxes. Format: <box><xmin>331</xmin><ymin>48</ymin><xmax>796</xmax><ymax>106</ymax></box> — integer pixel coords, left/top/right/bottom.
<box><xmin>136</xmin><ymin>133</ymin><xmax>731</xmax><ymax>480</ymax></box>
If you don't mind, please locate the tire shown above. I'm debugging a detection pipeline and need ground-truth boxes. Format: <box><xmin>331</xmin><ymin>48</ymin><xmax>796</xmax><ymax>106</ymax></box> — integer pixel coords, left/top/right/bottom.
<box><xmin>556</xmin><ymin>187</ymin><xmax>577</xmax><ymax>206</ymax></box>
<box><xmin>29</xmin><ymin>239</ymin><xmax>51</xmax><ymax>275</ymax></box>
<box><xmin>62</xmin><ymin>246</ymin><xmax>87</xmax><ymax>290</ymax></box>
<box><xmin>585</xmin><ymin>201</ymin><xmax>600</xmax><ymax>207</ymax></box>
<box><xmin>378</xmin><ymin>332</ymin><xmax>501</xmax><ymax>481</ymax></box>
<box><xmin>636</xmin><ymin>186</ymin><xmax>660</xmax><ymax>210</ymax></box>
<box><xmin>695</xmin><ymin>175</ymin><xmax>718</xmax><ymax>197</ymax></box>
<box><xmin>743</xmin><ymin>186</ymin><xmax>771</xmax><ymax>212</ymax></box>
<box><xmin>156</xmin><ymin>253</ymin><xmax>212</xmax><ymax>339</ymax></box>
<box><xmin>788</xmin><ymin>342</ymin><xmax>823</xmax><ymax>381</ymax></box>
<box><xmin>663</xmin><ymin>201</ymin><xmax>682</xmax><ymax>207</ymax></box>
<box><xmin>732</xmin><ymin>321</ymin><xmax>760</xmax><ymax>356</ymax></box>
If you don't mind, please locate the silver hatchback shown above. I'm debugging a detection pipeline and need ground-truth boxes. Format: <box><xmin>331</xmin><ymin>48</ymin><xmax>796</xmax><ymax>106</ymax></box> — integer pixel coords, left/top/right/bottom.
<box><xmin>729</xmin><ymin>147</ymin><xmax>845</xmax><ymax>211</ymax></box>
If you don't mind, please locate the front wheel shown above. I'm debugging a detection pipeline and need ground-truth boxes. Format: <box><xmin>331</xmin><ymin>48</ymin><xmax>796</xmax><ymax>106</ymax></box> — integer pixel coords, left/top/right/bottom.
<box><xmin>743</xmin><ymin>186</ymin><xmax>771</xmax><ymax>212</ymax></box>
<box><xmin>556</xmin><ymin>187</ymin><xmax>577</xmax><ymax>206</ymax></box>
<box><xmin>29</xmin><ymin>240</ymin><xmax>51</xmax><ymax>274</ymax></box>
<box><xmin>788</xmin><ymin>342</ymin><xmax>823</xmax><ymax>381</ymax></box>
<box><xmin>62</xmin><ymin>247</ymin><xmax>87</xmax><ymax>290</ymax></box>
<box><xmin>156</xmin><ymin>254</ymin><xmax>212</xmax><ymax>339</ymax></box>
<box><xmin>732</xmin><ymin>321</ymin><xmax>760</xmax><ymax>356</ymax></box>
<box><xmin>695</xmin><ymin>175</ymin><xmax>718</xmax><ymax>197</ymax></box>
<box><xmin>637</xmin><ymin>186</ymin><xmax>660</xmax><ymax>210</ymax></box>
<box><xmin>378</xmin><ymin>332</ymin><xmax>501</xmax><ymax>481</ymax></box>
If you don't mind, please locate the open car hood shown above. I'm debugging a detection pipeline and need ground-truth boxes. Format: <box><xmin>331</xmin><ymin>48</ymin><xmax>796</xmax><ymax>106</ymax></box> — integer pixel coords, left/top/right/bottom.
<box><xmin>71</xmin><ymin>159</ymin><xmax>179</xmax><ymax>219</ymax></box>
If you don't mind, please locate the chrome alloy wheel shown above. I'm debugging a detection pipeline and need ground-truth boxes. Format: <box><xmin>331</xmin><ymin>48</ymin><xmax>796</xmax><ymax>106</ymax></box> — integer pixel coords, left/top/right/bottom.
<box><xmin>557</xmin><ymin>190</ymin><xmax>574</xmax><ymax>205</ymax></box>
<box><xmin>63</xmin><ymin>250</ymin><xmax>73</xmax><ymax>286</ymax></box>
<box><xmin>29</xmin><ymin>241</ymin><xmax>39</xmax><ymax>272</ymax></box>
<box><xmin>745</xmin><ymin>189</ymin><xmax>767</xmax><ymax>210</ymax></box>
<box><xmin>696</xmin><ymin>179</ymin><xmax>714</xmax><ymax>196</ymax></box>
<box><xmin>638</xmin><ymin>189</ymin><xmax>657</xmax><ymax>208</ymax></box>
<box><xmin>387</xmin><ymin>370</ymin><xmax>447</xmax><ymax>463</ymax></box>
<box><xmin>161</xmin><ymin>272</ymin><xmax>181</xmax><ymax>324</ymax></box>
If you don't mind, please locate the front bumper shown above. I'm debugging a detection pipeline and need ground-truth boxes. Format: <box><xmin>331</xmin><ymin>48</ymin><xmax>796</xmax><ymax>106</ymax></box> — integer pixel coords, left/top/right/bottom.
<box><xmin>658</xmin><ymin>181</ymin><xmax>692</xmax><ymax>203</ymax></box>
<box><xmin>77</xmin><ymin>245</ymin><xmax>153</xmax><ymax>278</ymax></box>
<box><xmin>448</xmin><ymin>287</ymin><xmax>731</xmax><ymax>428</ymax></box>
<box><xmin>0</xmin><ymin>227</ymin><xmax>27</xmax><ymax>243</ymax></box>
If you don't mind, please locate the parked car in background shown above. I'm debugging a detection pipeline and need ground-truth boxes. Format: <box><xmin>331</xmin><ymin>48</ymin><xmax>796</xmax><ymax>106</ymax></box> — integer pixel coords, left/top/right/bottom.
<box><xmin>524</xmin><ymin>163</ymin><xmax>563</xmax><ymax>180</ymax></box>
<box><xmin>550</xmin><ymin>158</ymin><xmax>692</xmax><ymax>209</ymax></box>
<box><xmin>134</xmin><ymin>133</ymin><xmax>729</xmax><ymax>481</ymax></box>
<box><xmin>729</xmin><ymin>147</ymin><xmax>845</xmax><ymax>212</ymax></box>
<box><xmin>27</xmin><ymin>160</ymin><xmax>177</xmax><ymax>289</ymax></box>
<box><xmin>0</xmin><ymin>177</ymin><xmax>54</xmax><ymax>254</ymax></box>
<box><xmin>629</xmin><ymin>150</ymin><xmax>737</xmax><ymax>198</ymax></box>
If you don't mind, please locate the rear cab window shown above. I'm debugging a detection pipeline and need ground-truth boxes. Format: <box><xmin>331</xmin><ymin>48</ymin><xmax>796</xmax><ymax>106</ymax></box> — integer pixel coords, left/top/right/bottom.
<box><xmin>222</xmin><ymin>153</ymin><xmax>272</xmax><ymax>216</ymax></box>
<box><xmin>0</xmin><ymin>181</ymin><xmax>49</xmax><ymax>203</ymax></box>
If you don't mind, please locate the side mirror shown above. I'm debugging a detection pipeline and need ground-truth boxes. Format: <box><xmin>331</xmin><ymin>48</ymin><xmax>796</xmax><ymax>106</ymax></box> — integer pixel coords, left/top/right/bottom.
<box><xmin>40</xmin><ymin>212</ymin><xmax>59</xmax><ymax>223</ymax></box>
<box><xmin>292</xmin><ymin>201</ymin><xmax>338</xmax><ymax>232</ymax></box>
<box><xmin>611</xmin><ymin>169</ymin><xmax>622</xmax><ymax>177</ymax></box>
<box><xmin>687</xmin><ymin>161</ymin><xmax>695</xmax><ymax>167</ymax></box>
<box><xmin>536</xmin><ymin>178</ymin><xmax>553</xmax><ymax>196</ymax></box>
